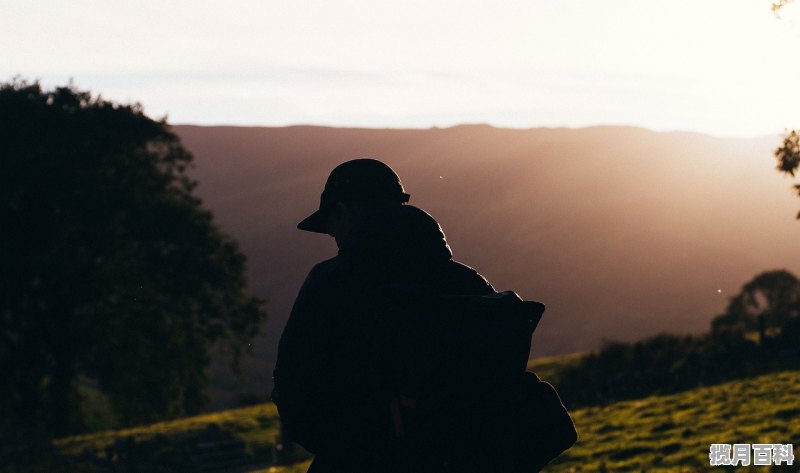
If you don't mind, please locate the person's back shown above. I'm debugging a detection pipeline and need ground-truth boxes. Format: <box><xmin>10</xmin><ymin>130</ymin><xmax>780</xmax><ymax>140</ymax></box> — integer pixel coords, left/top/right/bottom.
<box><xmin>272</xmin><ymin>160</ymin><xmax>495</xmax><ymax>472</ymax></box>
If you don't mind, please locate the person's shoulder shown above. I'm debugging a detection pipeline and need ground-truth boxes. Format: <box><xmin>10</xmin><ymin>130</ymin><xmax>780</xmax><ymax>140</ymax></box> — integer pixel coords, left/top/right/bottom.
<box><xmin>309</xmin><ymin>255</ymin><xmax>342</xmax><ymax>273</ymax></box>
<box><xmin>304</xmin><ymin>255</ymin><xmax>348</xmax><ymax>282</ymax></box>
<box><xmin>294</xmin><ymin>256</ymin><xmax>349</xmax><ymax>301</ymax></box>
<box><xmin>441</xmin><ymin>260</ymin><xmax>496</xmax><ymax>294</ymax></box>
<box><xmin>446</xmin><ymin>260</ymin><xmax>488</xmax><ymax>281</ymax></box>
<box><xmin>305</xmin><ymin>254</ymin><xmax>367</xmax><ymax>284</ymax></box>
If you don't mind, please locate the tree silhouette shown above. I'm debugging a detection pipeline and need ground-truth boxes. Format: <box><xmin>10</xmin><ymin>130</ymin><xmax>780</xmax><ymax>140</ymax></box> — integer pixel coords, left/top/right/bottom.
<box><xmin>771</xmin><ymin>2</ymin><xmax>800</xmax><ymax>216</ymax></box>
<box><xmin>0</xmin><ymin>79</ymin><xmax>266</xmax><ymax>447</ymax></box>
<box><xmin>775</xmin><ymin>130</ymin><xmax>800</xmax><ymax>217</ymax></box>
<box><xmin>712</xmin><ymin>270</ymin><xmax>800</xmax><ymax>334</ymax></box>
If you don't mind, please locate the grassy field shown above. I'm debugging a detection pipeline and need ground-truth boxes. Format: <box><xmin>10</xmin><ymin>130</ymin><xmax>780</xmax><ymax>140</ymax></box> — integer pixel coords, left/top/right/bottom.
<box><xmin>546</xmin><ymin>370</ymin><xmax>800</xmax><ymax>472</ymax></box>
<box><xmin>527</xmin><ymin>352</ymin><xmax>584</xmax><ymax>386</ymax></box>
<box><xmin>52</xmin><ymin>360</ymin><xmax>800</xmax><ymax>472</ymax></box>
<box><xmin>52</xmin><ymin>402</ymin><xmax>287</xmax><ymax>470</ymax></box>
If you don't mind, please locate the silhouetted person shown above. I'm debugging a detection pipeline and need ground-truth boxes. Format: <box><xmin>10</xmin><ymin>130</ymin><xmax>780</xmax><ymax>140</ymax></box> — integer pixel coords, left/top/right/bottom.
<box><xmin>272</xmin><ymin>159</ymin><xmax>495</xmax><ymax>473</ymax></box>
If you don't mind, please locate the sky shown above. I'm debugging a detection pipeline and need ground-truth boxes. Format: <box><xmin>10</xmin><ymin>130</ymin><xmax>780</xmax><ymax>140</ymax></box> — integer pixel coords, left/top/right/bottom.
<box><xmin>3</xmin><ymin>0</ymin><xmax>800</xmax><ymax>138</ymax></box>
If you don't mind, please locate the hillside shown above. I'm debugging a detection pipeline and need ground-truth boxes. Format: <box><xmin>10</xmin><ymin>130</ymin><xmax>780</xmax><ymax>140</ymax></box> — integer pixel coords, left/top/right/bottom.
<box><xmin>547</xmin><ymin>370</ymin><xmax>800</xmax><ymax>472</ymax></box>
<box><xmin>171</xmin><ymin>125</ymin><xmax>800</xmax><ymax>405</ymax></box>
<box><xmin>49</xmin><ymin>366</ymin><xmax>800</xmax><ymax>472</ymax></box>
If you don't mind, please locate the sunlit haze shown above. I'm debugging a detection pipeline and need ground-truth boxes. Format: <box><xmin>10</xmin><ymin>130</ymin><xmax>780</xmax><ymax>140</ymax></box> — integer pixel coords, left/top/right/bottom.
<box><xmin>3</xmin><ymin>0</ymin><xmax>800</xmax><ymax>137</ymax></box>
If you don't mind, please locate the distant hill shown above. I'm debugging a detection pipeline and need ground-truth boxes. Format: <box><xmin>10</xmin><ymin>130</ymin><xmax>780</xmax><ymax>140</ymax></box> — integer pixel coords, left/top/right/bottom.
<box><xmin>172</xmin><ymin>125</ymin><xmax>800</xmax><ymax>406</ymax></box>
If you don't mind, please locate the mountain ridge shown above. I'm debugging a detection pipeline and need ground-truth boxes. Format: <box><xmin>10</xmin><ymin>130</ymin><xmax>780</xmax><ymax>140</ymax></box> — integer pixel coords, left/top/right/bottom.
<box><xmin>171</xmin><ymin>124</ymin><xmax>800</xmax><ymax>406</ymax></box>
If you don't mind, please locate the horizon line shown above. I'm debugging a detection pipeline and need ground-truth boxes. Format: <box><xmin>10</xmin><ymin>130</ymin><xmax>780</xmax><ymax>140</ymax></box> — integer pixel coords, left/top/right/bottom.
<box><xmin>170</xmin><ymin>122</ymin><xmax>784</xmax><ymax>141</ymax></box>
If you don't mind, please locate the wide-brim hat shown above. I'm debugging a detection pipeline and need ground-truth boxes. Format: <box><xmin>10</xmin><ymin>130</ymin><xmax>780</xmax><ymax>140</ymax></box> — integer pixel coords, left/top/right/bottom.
<box><xmin>298</xmin><ymin>158</ymin><xmax>410</xmax><ymax>233</ymax></box>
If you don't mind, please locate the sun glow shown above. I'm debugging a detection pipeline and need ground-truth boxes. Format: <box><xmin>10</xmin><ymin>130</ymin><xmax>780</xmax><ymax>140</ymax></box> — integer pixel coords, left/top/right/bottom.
<box><xmin>2</xmin><ymin>0</ymin><xmax>800</xmax><ymax>136</ymax></box>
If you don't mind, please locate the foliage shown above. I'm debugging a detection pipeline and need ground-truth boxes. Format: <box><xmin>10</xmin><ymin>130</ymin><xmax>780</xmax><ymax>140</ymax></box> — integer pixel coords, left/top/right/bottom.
<box><xmin>557</xmin><ymin>270</ymin><xmax>800</xmax><ymax>408</ymax></box>
<box><xmin>556</xmin><ymin>333</ymin><xmax>755</xmax><ymax>407</ymax></box>
<box><xmin>772</xmin><ymin>1</ymin><xmax>800</xmax><ymax>216</ymax></box>
<box><xmin>775</xmin><ymin>130</ymin><xmax>800</xmax><ymax>218</ymax></box>
<box><xmin>526</xmin><ymin>352</ymin><xmax>584</xmax><ymax>386</ymax></box>
<box><xmin>0</xmin><ymin>79</ymin><xmax>267</xmax><ymax>449</ymax></box>
<box><xmin>712</xmin><ymin>269</ymin><xmax>800</xmax><ymax>333</ymax></box>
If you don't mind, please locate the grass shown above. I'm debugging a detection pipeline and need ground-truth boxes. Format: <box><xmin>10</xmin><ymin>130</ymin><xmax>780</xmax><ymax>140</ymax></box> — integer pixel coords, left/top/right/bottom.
<box><xmin>52</xmin><ymin>356</ymin><xmax>800</xmax><ymax>473</ymax></box>
<box><xmin>259</xmin><ymin>370</ymin><xmax>800</xmax><ymax>472</ymax></box>
<box><xmin>54</xmin><ymin>403</ymin><xmax>282</xmax><ymax>460</ymax></box>
<box><xmin>247</xmin><ymin>460</ymin><xmax>313</xmax><ymax>473</ymax></box>
<box><xmin>527</xmin><ymin>352</ymin><xmax>584</xmax><ymax>386</ymax></box>
<box><xmin>52</xmin><ymin>353</ymin><xmax>581</xmax><ymax>461</ymax></box>
<box><xmin>545</xmin><ymin>370</ymin><xmax>800</xmax><ymax>472</ymax></box>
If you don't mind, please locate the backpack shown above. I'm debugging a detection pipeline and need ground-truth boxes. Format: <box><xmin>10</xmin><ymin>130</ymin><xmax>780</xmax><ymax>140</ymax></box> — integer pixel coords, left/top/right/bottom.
<box><xmin>385</xmin><ymin>289</ymin><xmax>577</xmax><ymax>473</ymax></box>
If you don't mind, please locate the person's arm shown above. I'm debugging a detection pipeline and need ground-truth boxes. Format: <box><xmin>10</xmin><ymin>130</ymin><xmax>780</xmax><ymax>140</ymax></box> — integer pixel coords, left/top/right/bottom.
<box><xmin>272</xmin><ymin>263</ymin><xmax>339</xmax><ymax>453</ymax></box>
